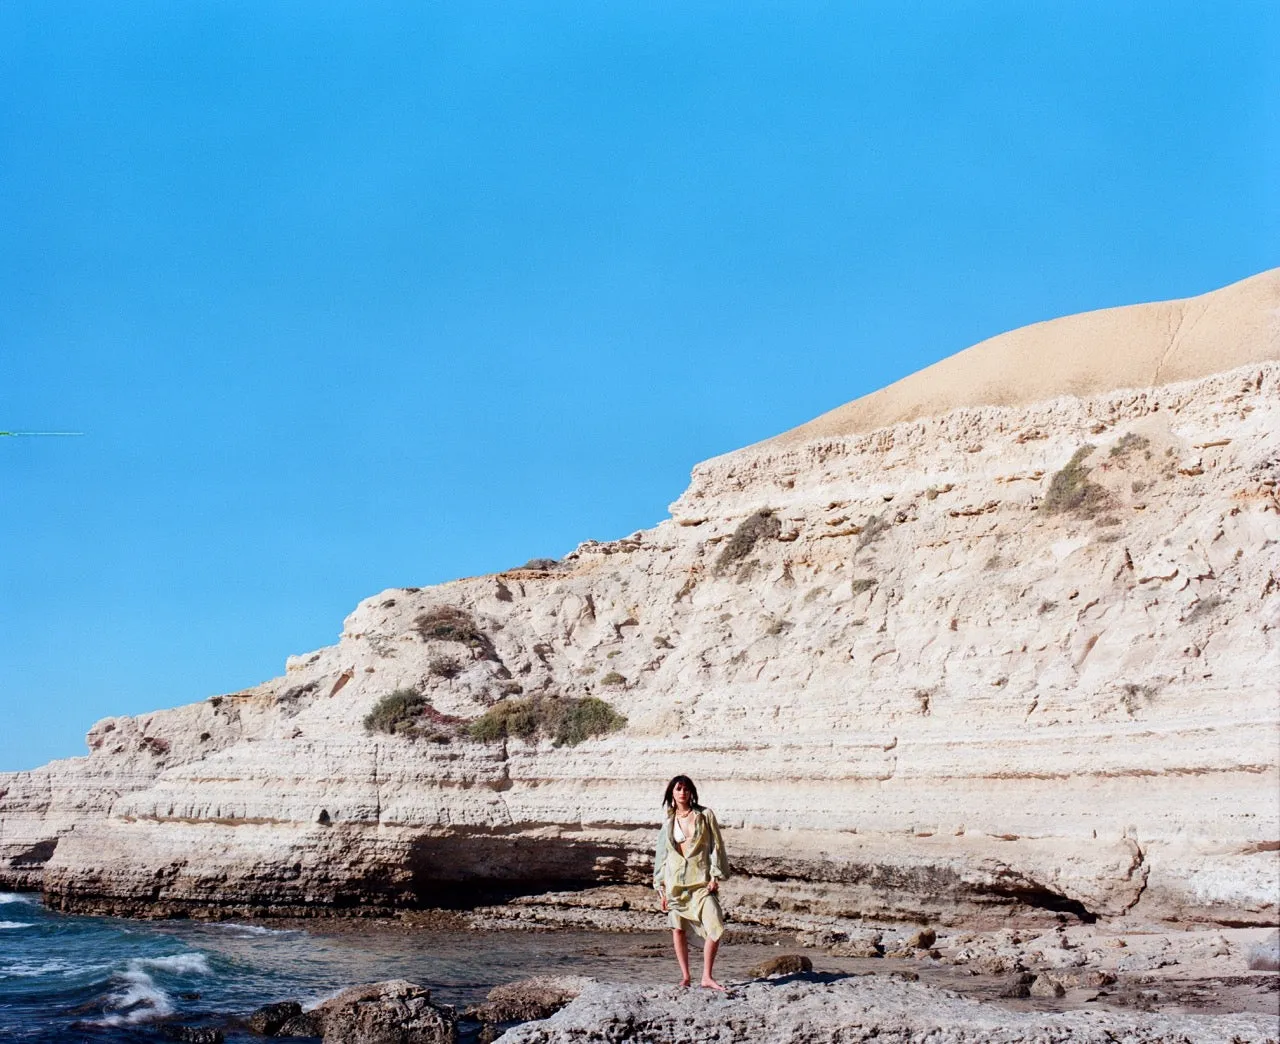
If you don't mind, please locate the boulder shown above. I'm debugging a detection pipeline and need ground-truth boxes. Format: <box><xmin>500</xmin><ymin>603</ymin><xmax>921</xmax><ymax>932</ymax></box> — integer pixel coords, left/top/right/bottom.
<box><xmin>161</xmin><ymin>1028</ymin><xmax>224</xmax><ymax>1044</ymax></box>
<box><xmin>906</xmin><ymin>928</ymin><xmax>937</xmax><ymax>950</ymax></box>
<box><xmin>244</xmin><ymin>1001</ymin><xmax>303</xmax><ymax>1035</ymax></box>
<box><xmin>747</xmin><ymin>954</ymin><xmax>812</xmax><ymax>978</ymax></box>
<box><xmin>997</xmin><ymin>972</ymin><xmax>1036</xmax><ymax>998</ymax></box>
<box><xmin>1030</xmin><ymin>974</ymin><xmax>1066</xmax><ymax>999</ymax></box>
<box><xmin>314</xmin><ymin>980</ymin><xmax>455</xmax><ymax>1044</ymax></box>
<box><xmin>277</xmin><ymin>1011</ymin><xmax>326</xmax><ymax>1037</ymax></box>
<box><xmin>468</xmin><ymin>975</ymin><xmax>592</xmax><ymax>1023</ymax></box>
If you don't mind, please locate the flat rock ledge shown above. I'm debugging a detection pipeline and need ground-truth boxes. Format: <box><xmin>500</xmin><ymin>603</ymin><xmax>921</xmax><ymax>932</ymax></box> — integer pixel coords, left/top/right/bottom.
<box><xmin>496</xmin><ymin>976</ymin><xmax>1280</xmax><ymax>1044</ymax></box>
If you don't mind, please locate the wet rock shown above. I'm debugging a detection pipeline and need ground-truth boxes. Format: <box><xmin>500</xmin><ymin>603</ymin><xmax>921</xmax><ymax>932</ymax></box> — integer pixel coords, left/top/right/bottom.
<box><xmin>998</xmin><ymin>972</ymin><xmax>1036</xmax><ymax>998</ymax></box>
<box><xmin>245</xmin><ymin>1001</ymin><xmax>302</xmax><ymax>1035</ymax></box>
<box><xmin>976</xmin><ymin>954</ymin><xmax>1024</xmax><ymax>976</ymax></box>
<box><xmin>277</xmin><ymin>1011</ymin><xmax>325</xmax><ymax>1037</ymax></box>
<box><xmin>315</xmin><ymin>980</ymin><xmax>455</xmax><ymax>1044</ymax></box>
<box><xmin>1030</xmin><ymin>974</ymin><xmax>1066</xmax><ymax>998</ymax></box>
<box><xmin>468</xmin><ymin>976</ymin><xmax>591</xmax><ymax>1023</ymax></box>
<box><xmin>828</xmin><ymin>936</ymin><xmax>882</xmax><ymax>958</ymax></box>
<box><xmin>747</xmin><ymin>954</ymin><xmax>812</xmax><ymax>978</ymax></box>
<box><xmin>162</xmin><ymin>1028</ymin><xmax>224</xmax><ymax>1044</ymax></box>
<box><xmin>906</xmin><ymin>928</ymin><xmax>937</xmax><ymax>950</ymax></box>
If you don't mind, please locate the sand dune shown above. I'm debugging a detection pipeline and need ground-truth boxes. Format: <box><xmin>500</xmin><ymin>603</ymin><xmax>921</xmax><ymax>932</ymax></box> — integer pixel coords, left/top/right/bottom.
<box><xmin>773</xmin><ymin>267</ymin><xmax>1280</xmax><ymax>444</ymax></box>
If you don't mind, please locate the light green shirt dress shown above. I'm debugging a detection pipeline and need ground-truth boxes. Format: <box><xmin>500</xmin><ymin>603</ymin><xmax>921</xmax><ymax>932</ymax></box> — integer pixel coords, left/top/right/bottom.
<box><xmin>653</xmin><ymin>807</ymin><xmax>729</xmax><ymax>940</ymax></box>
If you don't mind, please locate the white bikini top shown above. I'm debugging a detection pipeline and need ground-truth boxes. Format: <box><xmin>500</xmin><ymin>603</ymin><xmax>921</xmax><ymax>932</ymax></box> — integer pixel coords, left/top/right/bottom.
<box><xmin>673</xmin><ymin>814</ymin><xmax>694</xmax><ymax>843</ymax></box>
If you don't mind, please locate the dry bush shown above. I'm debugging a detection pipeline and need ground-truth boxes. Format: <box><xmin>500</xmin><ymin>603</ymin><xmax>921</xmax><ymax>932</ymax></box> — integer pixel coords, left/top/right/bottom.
<box><xmin>364</xmin><ymin>688</ymin><xmax>461</xmax><ymax>741</ymax></box>
<box><xmin>855</xmin><ymin>514</ymin><xmax>889</xmax><ymax>553</ymax></box>
<box><xmin>427</xmin><ymin>655</ymin><xmax>464</xmax><ymax>680</ymax></box>
<box><xmin>716</xmin><ymin>510</ymin><xmax>780</xmax><ymax>573</ymax></box>
<box><xmin>1109</xmin><ymin>433</ymin><xmax>1150</xmax><ymax>457</ymax></box>
<box><xmin>1183</xmin><ymin>595</ymin><xmax>1222</xmax><ymax>624</ymax></box>
<box><xmin>413</xmin><ymin>606</ymin><xmax>493</xmax><ymax>657</ymax></box>
<box><xmin>1042</xmin><ymin>446</ymin><xmax>1110</xmax><ymax>517</ymax></box>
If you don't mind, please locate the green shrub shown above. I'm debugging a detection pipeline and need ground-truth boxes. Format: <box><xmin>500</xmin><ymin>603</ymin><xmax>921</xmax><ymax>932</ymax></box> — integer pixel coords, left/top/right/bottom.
<box><xmin>519</xmin><ymin>557</ymin><xmax>560</xmax><ymax>571</ymax></box>
<box><xmin>850</xmin><ymin>578</ymin><xmax>877</xmax><ymax>595</ymax></box>
<box><xmin>599</xmin><ymin>671</ymin><xmax>626</xmax><ymax>687</ymax></box>
<box><xmin>413</xmin><ymin>606</ymin><xmax>492</xmax><ymax>656</ymax></box>
<box><xmin>467</xmin><ymin>695</ymin><xmax>626</xmax><ymax>747</ymax></box>
<box><xmin>1042</xmin><ymin>446</ymin><xmax>1109</xmax><ymax>517</ymax></box>
<box><xmin>1109</xmin><ymin>433</ymin><xmax>1150</xmax><ymax>457</ymax></box>
<box><xmin>553</xmin><ymin>697</ymin><xmax>628</xmax><ymax>747</ymax></box>
<box><xmin>716</xmin><ymin>509</ymin><xmax>780</xmax><ymax>572</ymax></box>
<box><xmin>364</xmin><ymin>689</ymin><xmax>427</xmax><ymax>734</ymax></box>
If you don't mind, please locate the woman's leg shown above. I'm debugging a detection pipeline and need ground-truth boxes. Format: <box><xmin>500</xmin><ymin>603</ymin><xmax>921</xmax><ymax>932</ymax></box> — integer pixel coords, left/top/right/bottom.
<box><xmin>701</xmin><ymin>937</ymin><xmax>725</xmax><ymax>990</ymax></box>
<box><xmin>671</xmin><ymin>927</ymin><xmax>691</xmax><ymax>985</ymax></box>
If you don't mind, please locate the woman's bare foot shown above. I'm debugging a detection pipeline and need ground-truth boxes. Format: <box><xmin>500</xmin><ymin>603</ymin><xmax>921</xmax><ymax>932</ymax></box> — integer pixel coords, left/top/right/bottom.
<box><xmin>700</xmin><ymin>977</ymin><xmax>726</xmax><ymax>991</ymax></box>
<box><xmin>678</xmin><ymin>976</ymin><xmax>691</xmax><ymax>987</ymax></box>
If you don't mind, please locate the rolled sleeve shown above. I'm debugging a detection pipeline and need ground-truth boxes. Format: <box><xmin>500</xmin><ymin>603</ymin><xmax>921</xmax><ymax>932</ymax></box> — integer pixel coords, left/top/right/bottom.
<box><xmin>652</xmin><ymin>823</ymin><xmax>669</xmax><ymax>891</ymax></box>
<box><xmin>705</xmin><ymin>809</ymin><xmax>730</xmax><ymax>880</ymax></box>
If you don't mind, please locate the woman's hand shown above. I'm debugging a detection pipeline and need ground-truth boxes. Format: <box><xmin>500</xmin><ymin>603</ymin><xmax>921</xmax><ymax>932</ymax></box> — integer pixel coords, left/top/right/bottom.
<box><xmin>659</xmin><ymin>890</ymin><xmax>668</xmax><ymax>912</ymax></box>
<box><xmin>707</xmin><ymin>879</ymin><xmax>719</xmax><ymax>894</ymax></box>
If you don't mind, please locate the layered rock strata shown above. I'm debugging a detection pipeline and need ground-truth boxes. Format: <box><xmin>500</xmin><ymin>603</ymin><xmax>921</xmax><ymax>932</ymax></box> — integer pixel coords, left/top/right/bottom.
<box><xmin>2</xmin><ymin>275</ymin><xmax>1277</xmax><ymax>929</ymax></box>
<box><xmin>496</xmin><ymin>976</ymin><xmax>1280</xmax><ymax>1044</ymax></box>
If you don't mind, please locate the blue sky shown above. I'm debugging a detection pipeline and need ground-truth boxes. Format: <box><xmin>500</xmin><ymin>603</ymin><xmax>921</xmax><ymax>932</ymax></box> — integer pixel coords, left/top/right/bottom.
<box><xmin>2</xmin><ymin>2</ymin><xmax>1276</xmax><ymax>771</ymax></box>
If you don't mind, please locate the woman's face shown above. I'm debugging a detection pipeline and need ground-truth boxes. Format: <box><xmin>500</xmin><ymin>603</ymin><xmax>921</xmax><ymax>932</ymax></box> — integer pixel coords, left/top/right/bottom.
<box><xmin>673</xmin><ymin>782</ymin><xmax>692</xmax><ymax>808</ymax></box>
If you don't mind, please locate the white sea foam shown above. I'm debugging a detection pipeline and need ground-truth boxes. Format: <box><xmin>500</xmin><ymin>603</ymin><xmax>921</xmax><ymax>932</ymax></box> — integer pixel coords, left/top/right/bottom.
<box><xmin>133</xmin><ymin>952</ymin><xmax>211</xmax><ymax>976</ymax></box>
<box><xmin>91</xmin><ymin>968</ymin><xmax>175</xmax><ymax>1026</ymax></box>
<box><xmin>0</xmin><ymin>958</ymin><xmax>75</xmax><ymax>979</ymax></box>
<box><xmin>0</xmin><ymin>921</ymin><xmax>34</xmax><ymax>929</ymax></box>
<box><xmin>207</xmin><ymin>921</ymin><xmax>294</xmax><ymax>936</ymax></box>
<box><xmin>0</xmin><ymin>893</ymin><xmax>35</xmax><ymax>905</ymax></box>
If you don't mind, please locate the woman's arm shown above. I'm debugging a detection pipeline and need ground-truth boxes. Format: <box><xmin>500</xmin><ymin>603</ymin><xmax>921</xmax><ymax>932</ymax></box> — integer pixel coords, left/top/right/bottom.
<box><xmin>653</xmin><ymin>822</ymin><xmax>669</xmax><ymax>893</ymax></box>
<box><xmin>705</xmin><ymin>809</ymin><xmax>730</xmax><ymax>881</ymax></box>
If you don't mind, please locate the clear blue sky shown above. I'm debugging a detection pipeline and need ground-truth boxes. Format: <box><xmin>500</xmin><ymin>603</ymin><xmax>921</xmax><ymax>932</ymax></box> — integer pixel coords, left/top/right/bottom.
<box><xmin>2</xmin><ymin>2</ymin><xmax>1276</xmax><ymax>771</ymax></box>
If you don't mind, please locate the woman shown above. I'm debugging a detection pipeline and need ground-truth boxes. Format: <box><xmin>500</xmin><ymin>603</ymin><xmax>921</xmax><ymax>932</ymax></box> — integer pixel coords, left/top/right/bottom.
<box><xmin>653</xmin><ymin>775</ymin><xmax>729</xmax><ymax>989</ymax></box>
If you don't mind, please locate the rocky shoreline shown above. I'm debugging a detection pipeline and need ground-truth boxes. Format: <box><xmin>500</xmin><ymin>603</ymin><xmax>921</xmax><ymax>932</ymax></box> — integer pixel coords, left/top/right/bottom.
<box><xmin>128</xmin><ymin>895</ymin><xmax>1277</xmax><ymax>1041</ymax></box>
<box><xmin>168</xmin><ymin>937</ymin><xmax>1280</xmax><ymax>1044</ymax></box>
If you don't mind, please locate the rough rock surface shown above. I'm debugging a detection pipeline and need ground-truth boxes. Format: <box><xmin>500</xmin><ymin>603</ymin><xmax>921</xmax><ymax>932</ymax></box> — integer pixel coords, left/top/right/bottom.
<box><xmin>469</xmin><ymin>976</ymin><xmax>592</xmax><ymax>1024</ymax></box>
<box><xmin>315</xmin><ymin>979</ymin><xmax>455</xmax><ymax>1044</ymax></box>
<box><xmin>494</xmin><ymin>976</ymin><xmax>1279</xmax><ymax>1044</ymax></box>
<box><xmin>1</xmin><ymin>274</ymin><xmax>1277</xmax><ymax>929</ymax></box>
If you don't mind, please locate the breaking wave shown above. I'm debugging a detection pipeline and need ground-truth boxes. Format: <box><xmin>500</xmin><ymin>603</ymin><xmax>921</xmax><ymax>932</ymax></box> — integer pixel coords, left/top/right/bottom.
<box><xmin>207</xmin><ymin>921</ymin><xmax>297</xmax><ymax>937</ymax></box>
<box><xmin>0</xmin><ymin>921</ymin><xmax>34</xmax><ymax>930</ymax></box>
<box><xmin>86</xmin><ymin>954</ymin><xmax>210</xmax><ymax>1026</ymax></box>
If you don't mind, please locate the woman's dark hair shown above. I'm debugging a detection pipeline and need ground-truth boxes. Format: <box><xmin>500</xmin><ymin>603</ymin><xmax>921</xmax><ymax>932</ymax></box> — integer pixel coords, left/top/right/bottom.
<box><xmin>662</xmin><ymin>775</ymin><xmax>702</xmax><ymax>811</ymax></box>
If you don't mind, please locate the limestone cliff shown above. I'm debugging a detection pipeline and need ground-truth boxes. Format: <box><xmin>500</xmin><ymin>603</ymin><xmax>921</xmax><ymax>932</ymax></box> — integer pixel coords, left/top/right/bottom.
<box><xmin>2</xmin><ymin>271</ymin><xmax>1278</xmax><ymax>928</ymax></box>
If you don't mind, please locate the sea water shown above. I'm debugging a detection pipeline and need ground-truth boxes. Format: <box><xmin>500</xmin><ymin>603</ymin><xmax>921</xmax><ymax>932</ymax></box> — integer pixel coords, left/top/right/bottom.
<box><xmin>0</xmin><ymin>892</ymin><xmax>694</xmax><ymax>1042</ymax></box>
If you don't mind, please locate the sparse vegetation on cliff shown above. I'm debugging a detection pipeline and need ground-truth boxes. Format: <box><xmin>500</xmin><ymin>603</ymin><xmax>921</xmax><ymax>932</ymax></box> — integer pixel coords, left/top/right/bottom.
<box><xmin>1042</xmin><ymin>446</ymin><xmax>1109</xmax><ymax>517</ymax></box>
<box><xmin>427</xmin><ymin>655</ymin><xmax>463</xmax><ymax>680</ymax></box>
<box><xmin>716</xmin><ymin>509</ymin><xmax>780</xmax><ymax>573</ymax></box>
<box><xmin>1109</xmin><ymin>432</ymin><xmax>1150</xmax><ymax>457</ymax></box>
<box><xmin>364</xmin><ymin>689</ymin><xmax>427</xmax><ymax>734</ymax></box>
<box><xmin>363</xmin><ymin>688</ymin><xmax>459</xmax><ymax>741</ymax></box>
<box><xmin>467</xmin><ymin>695</ymin><xmax>627</xmax><ymax>747</ymax></box>
<box><xmin>413</xmin><ymin>606</ymin><xmax>491</xmax><ymax>656</ymax></box>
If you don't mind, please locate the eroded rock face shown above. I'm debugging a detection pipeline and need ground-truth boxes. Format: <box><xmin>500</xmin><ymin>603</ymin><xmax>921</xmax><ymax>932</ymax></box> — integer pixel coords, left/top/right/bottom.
<box><xmin>316</xmin><ymin>980</ymin><xmax>454</xmax><ymax>1044</ymax></box>
<box><xmin>495</xmin><ymin>977</ymin><xmax>1279</xmax><ymax>1044</ymax></box>
<box><xmin>2</xmin><ymin>328</ymin><xmax>1277</xmax><ymax>929</ymax></box>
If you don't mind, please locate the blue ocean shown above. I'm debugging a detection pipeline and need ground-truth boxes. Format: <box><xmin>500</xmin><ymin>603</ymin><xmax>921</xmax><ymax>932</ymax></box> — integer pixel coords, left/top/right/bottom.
<box><xmin>0</xmin><ymin>892</ymin><xmax>682</xmax><ymax>1042</ymax></box>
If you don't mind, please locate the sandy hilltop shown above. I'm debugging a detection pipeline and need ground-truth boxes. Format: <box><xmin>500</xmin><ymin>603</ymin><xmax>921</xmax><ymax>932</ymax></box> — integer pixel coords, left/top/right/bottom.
<box><xmin>2</xmin><ymin>270</ymin><xmax>1278</xmax><ymax>944</ymax></box>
